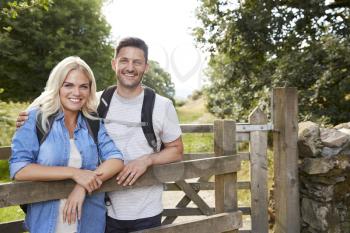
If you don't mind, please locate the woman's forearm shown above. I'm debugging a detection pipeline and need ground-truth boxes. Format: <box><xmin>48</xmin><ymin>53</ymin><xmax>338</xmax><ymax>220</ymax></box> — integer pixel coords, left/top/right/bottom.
<box><xmin>14</xmin><ymin>164</ymin><xmax>78</xmax><ymax>181</ymax></box>
<box><xmin>15</xmin><ymin>163</ymin><xmax>104</xmax><ymax>193</ymax></box>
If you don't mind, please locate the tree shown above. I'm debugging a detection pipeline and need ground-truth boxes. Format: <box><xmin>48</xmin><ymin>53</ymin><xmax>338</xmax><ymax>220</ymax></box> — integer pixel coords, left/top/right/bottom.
<box><xmin>194</xmin><ymin>0</ymin><xmax>350</xmax><ymax>125</ymax></box>
<box><xmin>143</xmin><ymin>60</ymin><xmax>175</xmax><ymax>102</ymax></box>
<box><xmin>0</xmin><ymin>0</ymin><xmax>114</xmax><ymax>101</ymax></box>
<box><xmin>0</xmin><ymin>1</ymin><xmax>176</xmax><ymax>102</ymax></box>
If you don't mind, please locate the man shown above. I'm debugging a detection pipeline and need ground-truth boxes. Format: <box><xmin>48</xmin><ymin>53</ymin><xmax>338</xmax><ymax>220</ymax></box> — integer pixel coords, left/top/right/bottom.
<box><xmin>17</xmin><ymin>37</ymin><xmax>184</xmax><ymax>233</ymax></box>
<box><xmin>103</xmin><ymin>37</ymin><xmax>183</xmax><ymax>232</ymax></box>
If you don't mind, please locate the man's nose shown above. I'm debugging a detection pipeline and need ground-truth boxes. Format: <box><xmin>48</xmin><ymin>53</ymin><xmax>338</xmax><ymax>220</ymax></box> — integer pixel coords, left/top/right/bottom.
<box><xmin>126</xmin><ymin>61</ymin><xmax>135</xmax><ymax>71</ymax></box>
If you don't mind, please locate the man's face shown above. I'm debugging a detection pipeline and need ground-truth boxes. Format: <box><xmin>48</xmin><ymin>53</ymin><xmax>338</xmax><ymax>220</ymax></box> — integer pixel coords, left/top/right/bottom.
<box><xmin>112</xmin><ymin>46</ymin><xmax>149</xmax><ymax>89</ymax></box>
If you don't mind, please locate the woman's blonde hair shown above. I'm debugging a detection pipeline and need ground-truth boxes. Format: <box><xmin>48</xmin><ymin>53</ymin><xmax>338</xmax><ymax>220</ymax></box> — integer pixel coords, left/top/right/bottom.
<box><xmin>28</xmin><ymin>56</ymin><xmax>98</xmax><ymax>132</ymax></box>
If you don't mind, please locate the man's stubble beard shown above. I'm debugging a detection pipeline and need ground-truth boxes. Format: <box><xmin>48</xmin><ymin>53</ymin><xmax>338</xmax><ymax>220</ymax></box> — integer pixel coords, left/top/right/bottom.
<box><xmin>116</xmin><ymin>71</ymin><xmax>145</xmax><ymax>90</ymax></box>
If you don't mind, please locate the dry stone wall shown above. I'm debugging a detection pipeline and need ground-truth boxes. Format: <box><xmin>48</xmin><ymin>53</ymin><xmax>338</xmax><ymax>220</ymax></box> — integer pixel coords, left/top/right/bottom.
<box><xmin>299</xmin><ymin>121</ymin><xmax>350</xmax><ymax>233</ymax></box>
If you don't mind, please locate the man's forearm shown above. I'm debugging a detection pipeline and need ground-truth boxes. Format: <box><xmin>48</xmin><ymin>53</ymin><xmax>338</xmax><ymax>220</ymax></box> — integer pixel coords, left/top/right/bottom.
<box><xmin>148</xmin><ymin>137</ymin><xmax>183</xmax><ymax>166</ymax></box>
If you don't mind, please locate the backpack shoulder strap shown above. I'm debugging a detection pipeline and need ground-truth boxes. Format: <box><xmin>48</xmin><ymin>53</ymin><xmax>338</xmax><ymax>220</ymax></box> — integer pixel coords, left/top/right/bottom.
<box><xmin>141</xmin><ymin>86</ymin><xmax>158</xmax><ymax>152</ymax></box>
<box><xmin>97</xmin><ymin>85</ymin><xmax>117</xmax><ymax>118</ymax></box>
<box><xmin>85</xmin><ymin>112</ymin><xmax>100</xmax><ymax>145</ymax></box>
<box><xmin>36</xmin><ymin>111</ymin><xmax>56</xmax><ymax>145</ymax></box>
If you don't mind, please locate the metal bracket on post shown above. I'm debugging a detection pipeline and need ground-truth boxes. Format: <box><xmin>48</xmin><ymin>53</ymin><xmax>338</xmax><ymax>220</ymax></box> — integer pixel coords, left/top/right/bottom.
<box><xmin>236</xmin><ymin>123</ymin><xmax>274</xmax><ymax>132</ymax></box>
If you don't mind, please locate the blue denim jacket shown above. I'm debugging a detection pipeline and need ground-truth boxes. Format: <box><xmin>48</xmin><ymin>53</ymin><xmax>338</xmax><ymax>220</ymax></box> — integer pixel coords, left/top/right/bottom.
<box><xmin>10</xmin><ymin>109</ymin><xmax>123</xmax><ymax>233</ymax></box>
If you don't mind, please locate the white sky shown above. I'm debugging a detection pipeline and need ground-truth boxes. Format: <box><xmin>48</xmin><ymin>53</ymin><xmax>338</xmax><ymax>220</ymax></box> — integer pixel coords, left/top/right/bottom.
<box><xmin>102</xmin><ymin>0</ymin><xmax>208</xmax><ymax>99</ymax></box>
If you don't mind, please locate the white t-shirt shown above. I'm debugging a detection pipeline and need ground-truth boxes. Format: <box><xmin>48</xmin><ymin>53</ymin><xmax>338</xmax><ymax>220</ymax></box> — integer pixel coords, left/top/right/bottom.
<box><xmin>55</xmin><ymin>139</ymin><xmax>82</xmax><ymax>233</ymax></box>
<box><xmin>104</xmin><ymin>90</ymin><xmax>181</xmax><ymax>220</ymax></box>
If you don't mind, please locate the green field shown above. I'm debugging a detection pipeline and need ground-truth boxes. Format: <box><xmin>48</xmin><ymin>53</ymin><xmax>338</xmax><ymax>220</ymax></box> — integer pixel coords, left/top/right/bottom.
<box><xmin>0</xmin><ymin>101</ymin><xmax>28</xmax><ymax>222</ymax></box>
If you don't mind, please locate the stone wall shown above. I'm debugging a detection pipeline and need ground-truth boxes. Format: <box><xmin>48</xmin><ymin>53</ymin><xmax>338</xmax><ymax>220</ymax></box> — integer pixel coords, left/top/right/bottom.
<box><xmin>299</xmin><ymin>121</ymin><xmax>350</xmax><ymax>233</ymax></box>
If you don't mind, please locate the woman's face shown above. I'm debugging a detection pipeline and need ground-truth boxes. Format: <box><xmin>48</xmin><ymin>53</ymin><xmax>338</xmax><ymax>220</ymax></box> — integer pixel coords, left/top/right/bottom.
<box><xmin>59</xmin><ymin>69</ymin><xmax>90</xmax><ymax>115</ymax></box>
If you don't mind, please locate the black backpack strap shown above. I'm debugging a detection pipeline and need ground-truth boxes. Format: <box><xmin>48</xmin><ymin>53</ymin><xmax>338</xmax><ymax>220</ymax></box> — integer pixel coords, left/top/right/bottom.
<box><xmin>85</xmin><ymin>113</ymin><xmax>100</xmax><ymax>145</ymax></box>
<box><xmin>36</xmin><ymin>111</ymin><xmax>57</xmax><ymax>145</ymax></box>
<box><xmin>97</xmin><ymin>85</ymin><xmax>162</xmax><ymax>152</ymax></box>
<box><xmin>142</xmin><ymin>87</ymin><xmax>159</xmax><ymax>152</ymax></box>
<box><xmin>97</xmin><ymin>85</ymin><xmax>117</xmax><ymax>118</ymax></box>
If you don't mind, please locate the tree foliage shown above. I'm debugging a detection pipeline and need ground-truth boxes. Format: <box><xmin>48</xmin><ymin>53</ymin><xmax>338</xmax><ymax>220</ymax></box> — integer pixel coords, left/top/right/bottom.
<box><xmin>143</xmin><ymin>60</ymin><xmax>175</xmax><ymax>101</ymax></box>
<box><xmin>0</xmin><ymin>0</ymin><xmax>114</xmax><ymax>101</ymax></box>
<box><xmin>0</xmin><ymin>0</ymin><xmax>176</xmax><ymax>102</ymax></box>
<box><xmin>194</xmin><ymin>0</ymin><xmax>350</xmax><ymax>125</ymax></box>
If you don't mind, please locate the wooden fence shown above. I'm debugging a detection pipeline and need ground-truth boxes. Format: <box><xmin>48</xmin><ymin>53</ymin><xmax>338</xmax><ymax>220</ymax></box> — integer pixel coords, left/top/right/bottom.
<box><xmin>0</xmin><ymin>87</ymin><xmax>299</xmax><ymax>233</ymax></box>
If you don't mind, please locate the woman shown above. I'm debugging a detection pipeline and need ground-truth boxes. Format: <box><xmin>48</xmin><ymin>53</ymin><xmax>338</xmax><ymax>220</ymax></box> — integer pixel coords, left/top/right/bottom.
<box><xmin>9</xmin><ymin>56</ymin><xmax>124</xmax><ymax>233</ymax></box>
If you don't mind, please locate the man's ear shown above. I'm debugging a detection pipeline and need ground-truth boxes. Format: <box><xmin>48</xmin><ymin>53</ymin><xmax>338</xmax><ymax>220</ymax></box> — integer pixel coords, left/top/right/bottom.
<box><xmin>111</xmin><ymin>59</ymin><xmax>116</xmax><ymax>71</ymax></box>
<box><xmin>145</xmin><ymin>63</ymin><xmax>149</xmax><ymax>73</ymax></box>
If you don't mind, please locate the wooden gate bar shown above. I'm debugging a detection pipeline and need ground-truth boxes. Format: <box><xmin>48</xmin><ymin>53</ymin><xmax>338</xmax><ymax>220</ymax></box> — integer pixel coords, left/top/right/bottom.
<box><xmin>273</xmin><ymin>87</ymin><xmax>300</xmax><ymax>233</ymax></box>
<box><xmin>161</xmin><ymin>175</ymin><xmax>211</xmax><ymax>225</ymax></box>
<box><xmin>0</xmin><ymin>155</ymin><xmax>240</xmax><ymax>208</ymax></box>
<box><xmin>249</xmin><ymin>107</ymin><xmax>269</xmax><ymax>233</ymax></box>
<box><xmin>214</xmin><ymin>120</ymin><xmax>238</xmax><ymax>233</ymax></box>
<box><xmin>134</xmin><ymin>212</ymin><xmax>242</xmax><ymax>233</ymax></box>
<box><xmin>175</xmin><ymin>180</ymin><xmax>214</xmax><ymax>215</ymax></box>
<box><xmin>164</xmin><ymin>181</ymin><xmax>250</xmax><ymax>191</ymax></box>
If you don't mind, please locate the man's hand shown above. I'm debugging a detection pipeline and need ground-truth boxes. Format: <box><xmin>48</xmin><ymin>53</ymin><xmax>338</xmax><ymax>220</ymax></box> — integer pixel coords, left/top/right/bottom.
<box><xmin>116</xmin><ymin>155</ymin><xmax>152</xmax><ymax>186</ymax></box>
<box><xmin>16</xmin><ymin>111</ymin><xmax>28</xmax><ymax>128</ymax></box>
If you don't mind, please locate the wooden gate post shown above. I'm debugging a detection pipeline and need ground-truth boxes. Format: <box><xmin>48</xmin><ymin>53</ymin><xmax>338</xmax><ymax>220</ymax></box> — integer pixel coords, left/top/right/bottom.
<box><xmin>272</xmin><ymin>87</ymin><xmax>300</xmax><ymax>233</ymax></box>
<box><xmin>249</xmin><ymin>107</ymin><xmax>268</xmax><ymax>233</ymax></box>
<box><xmin>214</xmin><ymin>120</ymin><xmax>238</xmax><ymax>233</ymax></box>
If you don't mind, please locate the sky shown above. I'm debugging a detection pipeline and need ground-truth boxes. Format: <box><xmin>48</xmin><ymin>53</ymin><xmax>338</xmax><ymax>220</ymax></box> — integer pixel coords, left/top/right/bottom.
<box><xmin>102</xmin><ymin>0</ymin><xmax>208</xmax><ymax>99</ymax></box>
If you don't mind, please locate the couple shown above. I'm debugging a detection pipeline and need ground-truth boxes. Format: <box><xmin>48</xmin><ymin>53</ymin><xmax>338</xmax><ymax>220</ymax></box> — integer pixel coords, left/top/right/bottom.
<box><xmin>10</xmin><ymin>37</ymin><xmax>183</xmax><ymax>233</ymax></box>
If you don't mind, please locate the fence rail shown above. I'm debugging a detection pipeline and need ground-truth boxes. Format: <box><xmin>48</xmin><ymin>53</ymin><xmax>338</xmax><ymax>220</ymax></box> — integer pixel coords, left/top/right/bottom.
<box><xmin>0</xmin><ymin>155</ymin><xmax>239</xmax><ymax>208</ymax></box>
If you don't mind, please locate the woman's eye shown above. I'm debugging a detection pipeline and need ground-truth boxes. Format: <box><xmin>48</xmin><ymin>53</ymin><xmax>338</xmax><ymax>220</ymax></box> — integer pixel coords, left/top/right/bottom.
<box><xmin>63</xmin><ymin>83</ymin><xmax>72</xmax><ymax>88</ymax></box>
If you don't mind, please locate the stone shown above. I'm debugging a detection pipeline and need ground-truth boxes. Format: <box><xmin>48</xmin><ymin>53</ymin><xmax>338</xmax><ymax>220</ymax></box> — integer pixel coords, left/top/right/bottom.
<box><xmin>321</xmin><ymin>147</ymin><xmax>342</xmax><ymax>158</ymax></box>
<box><xmin>334</xmin><ymin>122</ymin><xmax>350</xmax><ymax>130</ymax></box>
<box><xmin>301</xmin><ymin>181</ymin><xmax>334</xmax><ymax>202</ymax></box>
<box><xmin>321</xmin><ymin>128</ymin><xmax>350</xmax><ymax>148</ymax></box>
<box><xmin>301</xmin><ymin>158</ymin><xmax>335</xmax><ymax>175</ymax></box>
<box><xmin>298</xmin><ymin>121</ymin><xmax>322</xmax><ymax>158</ymax></box>
<box><xmin>299</xmin><ymin>121</ymin><xmax>350</xmax><ymax>233</ymax></box>
<box><xmin>338</xmin><ymin>128</ymin><xmax>350</xmax><ymax>135</ymax></box>
<box><xmin>301</xmin><ymin>198</ymin><xmax>329</xmax><ymax>231</ymax></box>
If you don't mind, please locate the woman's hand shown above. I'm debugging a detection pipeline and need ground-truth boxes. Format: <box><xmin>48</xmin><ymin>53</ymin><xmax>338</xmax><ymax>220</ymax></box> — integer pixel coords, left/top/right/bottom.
<box><xmin>72</xmin><ymin>169</ymin><xmax>103</xmax><ymax>194</ymax></box>
<box><xmin>63</xmin><ymin>184</ymin><xmax>86</xmax><ymax>225</ymax></box>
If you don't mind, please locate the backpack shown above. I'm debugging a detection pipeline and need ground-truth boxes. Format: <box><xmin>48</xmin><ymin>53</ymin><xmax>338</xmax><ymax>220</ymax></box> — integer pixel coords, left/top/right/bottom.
<box><xmin>20</xmin><ymin>111</ymin><xmax>100</xmax><ymax>214</ymax></box>
<box><xmin>35</xmin><ymin>111</ymin><xmax>100</xmax><ymax>146</ymax></box>
<box><xmin>97</xmin><ymin>85</ymin><xmax>162</xmax><ymax>152</ymax></box>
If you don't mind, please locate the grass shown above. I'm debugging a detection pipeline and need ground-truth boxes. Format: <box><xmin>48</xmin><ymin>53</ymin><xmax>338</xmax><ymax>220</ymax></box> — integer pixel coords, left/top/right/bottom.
<box><xmin>0</xmin><ymin>101</ymin><xmax>29</xmax><ymax>147</ymax></box>
<box><xmin>0</xmin><ymin>101</ymin><xmax>29</xmax><ymax>223</ymax></box>
<box><xmin>177</xmin><ymin>97</ymin><xmax>215</xmax><ymax>124</ymax></box>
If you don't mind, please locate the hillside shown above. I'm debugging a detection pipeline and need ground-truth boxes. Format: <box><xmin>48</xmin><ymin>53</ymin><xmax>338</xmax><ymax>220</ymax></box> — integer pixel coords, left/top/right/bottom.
<box><xmin>176</xmin><ymin>96</ymin><xmax>215</xmax><ymax>124</ymax></box>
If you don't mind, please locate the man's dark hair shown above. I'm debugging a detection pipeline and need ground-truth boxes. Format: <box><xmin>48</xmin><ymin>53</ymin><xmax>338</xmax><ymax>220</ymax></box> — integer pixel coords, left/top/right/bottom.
<box><xmin>115</xmin><ymin>37</ymin><xmax>148</xmax><ymax>63</ymax></box>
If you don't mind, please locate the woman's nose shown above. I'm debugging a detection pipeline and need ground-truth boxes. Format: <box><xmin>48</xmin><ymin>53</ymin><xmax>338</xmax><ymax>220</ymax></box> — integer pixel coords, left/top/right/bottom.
<box><xmin>72</xmin><ymin>86</ymin><xmax>80</xmax><ymax>95</ymax></box>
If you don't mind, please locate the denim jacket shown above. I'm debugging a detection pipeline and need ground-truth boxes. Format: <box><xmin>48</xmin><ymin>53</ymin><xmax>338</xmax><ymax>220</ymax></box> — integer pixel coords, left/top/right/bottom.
<box><xmin>10</xmin><ymin>109</ymin><xmax>123</xmax><ymax>233</ymax></box>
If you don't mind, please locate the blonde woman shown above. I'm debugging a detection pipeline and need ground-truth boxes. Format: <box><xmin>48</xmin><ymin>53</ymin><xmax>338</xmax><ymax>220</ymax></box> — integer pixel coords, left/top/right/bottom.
<box><xmin>9</xmin><ymin>56</ymin><xmax>123</xmax><ymax>233</ymax></box>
